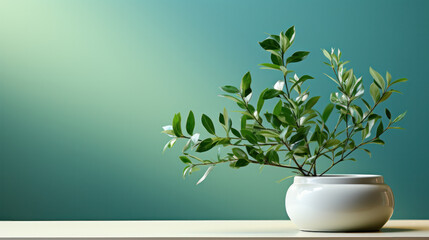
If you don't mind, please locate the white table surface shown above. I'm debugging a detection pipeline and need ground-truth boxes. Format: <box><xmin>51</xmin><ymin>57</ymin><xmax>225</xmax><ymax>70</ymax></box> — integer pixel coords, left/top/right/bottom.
<box><xmin>0</xmin><ymin>220</ymin><xmax>428</xmax><ymax>239</ymax></box>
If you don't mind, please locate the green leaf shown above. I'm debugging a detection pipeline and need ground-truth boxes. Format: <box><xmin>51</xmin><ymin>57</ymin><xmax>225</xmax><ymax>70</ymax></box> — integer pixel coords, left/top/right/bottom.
<box><xmin>371</xmin><ymin>139</ymin><xmax>385</xmax><ymax>145</ymax></box>
<box><xmin>271</xmin><ymin>54</ymin><xmax>283</xmax><ymax>65</ymax></box>
<box><xmin>324</xmin><ymin>139</ymin><xmax>341</xmax><ymax>148</ymax></box>
<box><xmin>273</xmin><ymin>100</ymin><xmax>282</xmax><ymax>116</ymax></box>
<box><xmin>268</xmin><ymin>150</ymin><xmax>279</xmax><ymax>164</ymax></box>
<box><xmin>230</xmin><ymin>159</ymin><xmax>249</xmax><ymax>168</ymax></box>
<box><xmin>362</xmin><ymin>148</ymin><xmax>371</xmax><ymax>158</ymax></box>
<box><xmin>263</xmin><ymin>89</ymin><xmax>282</xmax><ymax>99</ymax></box>
<box><xmin>231</xmin><ymin>128</ymin><xmax>241</xmax><ymax>138</ymax></box>
<box><xmin>393</xmin><ymin>111</ymin><xmax>407</xmax><ymax>123</ymax></box>
<box><xmin>309</xmin><ymin>125</ymin><xmax>321</xmax><ymax>143</ymax></box>
<box><xmin>322</xmin><ymin>103</ymin><xmax>335</xmax><ymax>122</ymax></box>
<box><xmin>305</xmin><ymin>96</ymin><xmax>320</xmax><ymax>110</ymax></box>
<box><xmin>290</xmin><ymin>127</ymin><xmax>310</xmax><ymax>144</ymax></box>
<box><xmin>241</xmin><ymin>129</ymin><xmax>258</xmax><ymax>144</ymax></box>
<box><xmin>362</xmin><ymin>126</ymin><xmax>370</xmax><ymax>140</ymax></box>
<box><xmin>376</xmin><ymin>121</ymin><xmax>384</xmax><ymax>137</ymax></box>
<box><xmin>232</xmin><ymin>148</ymin><xmax>248</xmax><ymax>159</ymax></box>
<box><xmin>369</xmin><ymin>82</ymin><xmax>380</xmax><ymax>103</ymax></box>
<box><xmin>290</xmin><ymin>75</ymin><xmax>314</xmax><ymax>91</ymax></box>
<box><xmin>385</xmin><ymin>108</ymin><xmax>391</xmax><ymax>120</ymax></box>
<box><xmin>201</xmin><ymin>114</ymin><xmax>216</xmax><ymax>135</ymax></box>
<box><xmin>379</xmin><ymin>91</ymin><xmax>392</xmax><ymax>103</ymax></box>
<box><xmin>240</xmin><ymin>72</ymin><xmax>252</xmax><ymax>97</ymax></box>
<box><xmin>221</xmin><ymin>85</ymin><xmax>239</xmax><ymax>94</ymax></box>
<box><xmin>163</xmin><ymin>138</ymin><xmax>177</xmax><ymax>152</ymax></box>
<box><xmin>368</xmin><ymin>114</ymin><xmax>381</xmax><ymax>121</ymax></box>
<box><xmin>179</xmin><ymin>156</ymin><xmax>192</xmax><ymax>165</ymax></box>
<box><xmin>369</xmin><ymin>67</ymin><xmax>385</xmax><ymax>90</ymax></box>
<box><xmin>259</xmin><ymin>39</ymin><xmax>280</xmax><ymax>51</ymax></box>
<box><xmin>350</xmin><ymin>105</ymin><xmax>363</xmax><ymax>122</ymax></box>
<box><xmin>279</xmin><ymin>32</ymin><xmax>288</xmax><ymax>52</ymax></box>
<box><xmin>258</xmin><ymin>130</ymin><xmax>279</xmax><ymax>138</ymax></box>
<box><xmin>389</xmin><ymin>89</ymin><xmax>402</xmax><ymax>94</ymax></box>
<box><xmin>286</xmin><ymin>51</ymin><xmax>310</xmax><ymax>64</ymax></box>
<box><xmin>361</xmin><ymin>98</ymin><xmax>371</xmax><ymax>110</ymax></box>
<box><xmin>172</xmin><ymin>113</ymin><xmax>183</xmax><ymax>137</ymax></box>
<box><xmin>391</xmin><ymin>78</ymin><xmax>408</xmax><ymax>85</ymax></box>
<box><xmin>285</xmin><ymin>26</ymin><xmax>295</xmax><ymax>44</ymax></box>
<box><xmin>363</xmin><ymin>119</ymin><xmax>376</xmax><ymax>140</ymax></box>
<box><xmin>186</xmin><ymin>111</ymin><xmax>195</xmax><ymax>135</ymax></box>
<box><xmin>322</xmin><ymin>49</ymin><xmax>331</xmax><ymax>61</ymax></box>
<box><xmin>241</xmin><ymin>115</ymin><xmax>249</xmax><ymax>130</ymax></box>
<box><xmin>293</xmin><ymin>146</ymin><xmax>308</xmax><ymax>155</ymax></box>
<box><xmin>257</xmin><ymin>89</ymin><xmax>268</xmax><ymax>113</ymax></box>
<box><xmin>282</xmin><ymin>107</ymin><xmax>297</xmax><ymax>126</ymax></box>
<box><xmin>246</xmin><ymin>145</ymin><xmax>262</xmax><ymax>161</ymax></box>
<box><xmin>196</xmin><ymin>138</ymin><xmax>215</xmax><ymax>152</ymax></box>
<box><xmin>219</xmin><ymin>94</ymin><xmax>241</xmax><ymax>103</ymax></box>
<box><xmin>344</xmin><ymin>158</ymin><xmax>356</xmax><ymax>162</ymax></box>
<box><xmin>219</xmin><ymin>113</ymin><xmax>225</xmax><ymax>125</ymax></box>
<box><xmin>223</xmin><ymin>108</ymin><xmax>229</xmax><ymax>130</ymax></box>
<box><xmin>269</xmin><ymin>35</ymin><xmax>280</xmax><ymax>42</ymax></box>
<box><xmin>259</xmin><ymin>63</ymin><xmax>281</xmax><ymax>70</ymax></box>
<box><xmin>386</xmin><ymin>72</ymin><xmax>392</xmax><ymax>85</ymax></box>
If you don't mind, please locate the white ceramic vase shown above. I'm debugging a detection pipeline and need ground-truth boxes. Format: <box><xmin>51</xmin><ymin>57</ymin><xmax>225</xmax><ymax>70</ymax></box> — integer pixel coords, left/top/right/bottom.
<box><xmin>285</xmin><ymin>174</ymin><xmax>394</xmax><ymax>232</ymax></box>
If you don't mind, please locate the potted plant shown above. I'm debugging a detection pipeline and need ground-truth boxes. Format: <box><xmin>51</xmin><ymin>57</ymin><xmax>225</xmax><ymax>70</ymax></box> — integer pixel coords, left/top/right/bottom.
<box><xmin>161</xmin><ymin>26</ymin><xmax>407</xmax><ymax>232</ymax></box>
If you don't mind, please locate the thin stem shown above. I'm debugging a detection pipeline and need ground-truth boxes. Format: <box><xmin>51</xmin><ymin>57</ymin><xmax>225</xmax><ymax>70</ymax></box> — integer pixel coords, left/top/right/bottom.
<box><xmin>307</xmin><ymin>115</ymin><xmax>343</xmax><ymax>175</ymax></box>
<box><xmin>279</xmin><ymin>139</ymin><xmax>308</xmax><ymax>175</ymax></box>
<box><xmin>180</xmin><ymin>136</ymin><xmax>278</xmax><ymax>147</ymax></box>
<box><xmin>281</xmin><ymin>53</ymin><xmax>291</xmax><ymax>98</ymax></box>
<box><xmin>191</xmin><ymin>156</ymin><xmax>309</xmax><ymax>173</ymax></box>
<box><xmin>340</xmin><ymin>102</ymin><xmax>352</xmax><ymax>160</ymax></box>
<box><xmin>320</xmin><ymin>122</ymin><xmax>392</xmax><ymax>176</ymax></box>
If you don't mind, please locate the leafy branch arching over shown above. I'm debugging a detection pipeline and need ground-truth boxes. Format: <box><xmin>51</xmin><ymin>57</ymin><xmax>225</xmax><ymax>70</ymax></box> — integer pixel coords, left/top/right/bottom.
<box><xmin>162</xmin><ymin>26</ymin><xmax>407</xmax><ymax>184</ymax></box>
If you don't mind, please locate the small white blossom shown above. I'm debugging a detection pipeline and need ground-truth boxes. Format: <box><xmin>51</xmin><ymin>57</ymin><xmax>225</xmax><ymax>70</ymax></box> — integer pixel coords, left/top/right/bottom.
<box><xmin>244</xmin><ymin>92</ymin><xmax>252</xmax><ymax>103</ymax></box>
<box><xmin>191</xmin><ymin>133</ymin><xmax>200</xmax><ymax>145</ymax></box>
<box><xmin>274</xmin><ymin>80</ymin><xmax>284</xmax><ymax>90</ymax></box>
<box><xmin>162</xmin><ymin>125</ymin><xmax>172</xmax><ymax>131</ymax></box>
<box><xmin>253</xmin><ymin>111</ymin><xmax>259</xmax><ymax>119</ymax></box>
<box><xmin>294</xmin><ymin>74</ymin><xmax>299</xmax><ymax>81</ymax></box>
<box><xmin>162</xmin><ymin>125</ymin><xmax>174</xmax><ymax>137</ymax></box>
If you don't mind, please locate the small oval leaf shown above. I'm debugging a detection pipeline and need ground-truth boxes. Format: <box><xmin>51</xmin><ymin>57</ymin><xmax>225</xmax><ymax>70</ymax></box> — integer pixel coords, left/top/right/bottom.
<box><xmin>201</xmin><ymin>114</ymin><xmax>216</xmax><ymax>135</ymax></box>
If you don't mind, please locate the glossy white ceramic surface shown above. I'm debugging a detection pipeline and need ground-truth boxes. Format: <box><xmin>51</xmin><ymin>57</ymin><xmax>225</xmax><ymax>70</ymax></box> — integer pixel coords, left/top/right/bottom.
<box><xmin>285</xmin><ymin>174</ymin><xmax>394</xmax><ymax>232</ymax></box>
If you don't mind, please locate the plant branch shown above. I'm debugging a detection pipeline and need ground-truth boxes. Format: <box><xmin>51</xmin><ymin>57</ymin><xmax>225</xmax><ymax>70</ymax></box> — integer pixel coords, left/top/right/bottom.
<box><xmin>320</xmin><ymin>122</ymin><xmax>392</xmax><ymax>176</ymax></box>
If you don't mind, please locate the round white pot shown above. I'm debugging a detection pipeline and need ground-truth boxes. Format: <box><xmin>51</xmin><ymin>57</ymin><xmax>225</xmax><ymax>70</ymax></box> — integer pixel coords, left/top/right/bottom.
<box><xmin>285</xmin><ymin>174</ymin><xmax>394</xmax><ymax>232</ymax></box>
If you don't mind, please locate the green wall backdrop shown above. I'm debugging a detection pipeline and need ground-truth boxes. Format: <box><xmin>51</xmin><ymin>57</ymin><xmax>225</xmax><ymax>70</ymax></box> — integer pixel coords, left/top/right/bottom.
<box><xmin>0</xmin><ymin>0</ymin><xmax>428</xmax><ymax>220</ymax></box>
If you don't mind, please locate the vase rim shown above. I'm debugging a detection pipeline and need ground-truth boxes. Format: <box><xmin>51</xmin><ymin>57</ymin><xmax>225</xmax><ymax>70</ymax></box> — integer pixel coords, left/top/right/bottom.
<box><xmin>294</xmin><ymin>174</ymin><xmax>384</xmax><ymax>184</ymax></box>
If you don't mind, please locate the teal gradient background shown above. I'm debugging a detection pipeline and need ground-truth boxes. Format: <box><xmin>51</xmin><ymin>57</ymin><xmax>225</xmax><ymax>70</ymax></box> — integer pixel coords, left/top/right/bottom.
<box><xmin>0</xmin><ymin>0</ymin><xmax>428</xmax><ymax>220</ymax></box>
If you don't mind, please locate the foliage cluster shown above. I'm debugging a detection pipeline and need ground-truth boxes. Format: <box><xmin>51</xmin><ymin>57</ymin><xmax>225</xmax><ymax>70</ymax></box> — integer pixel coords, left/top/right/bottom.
<box><xmin>162</xmin><ymin>26</ymin><xmax>407</xmax><ymax>184</ymax></box>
